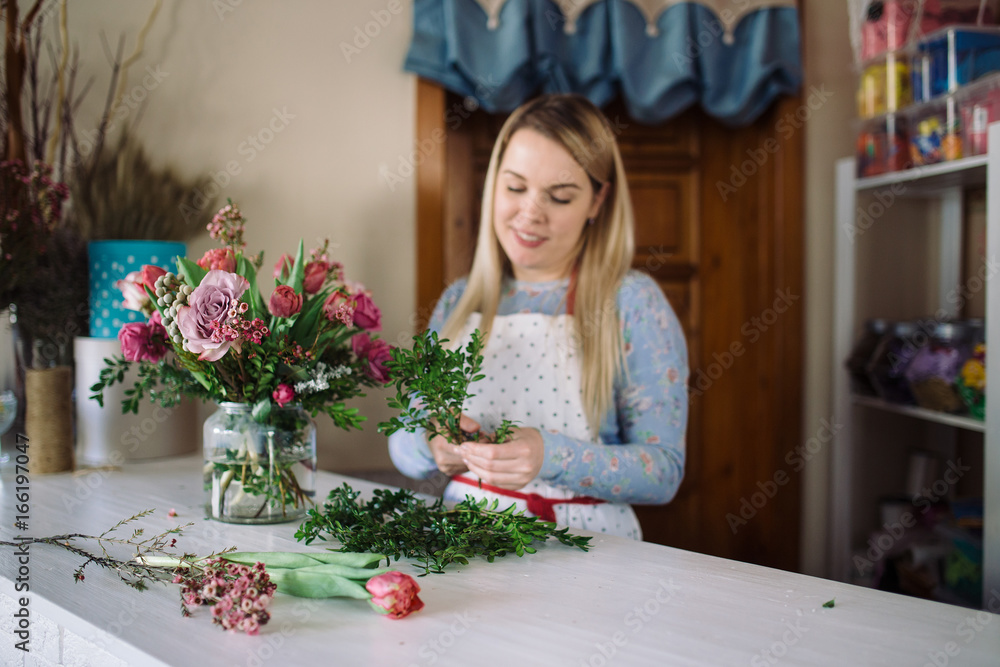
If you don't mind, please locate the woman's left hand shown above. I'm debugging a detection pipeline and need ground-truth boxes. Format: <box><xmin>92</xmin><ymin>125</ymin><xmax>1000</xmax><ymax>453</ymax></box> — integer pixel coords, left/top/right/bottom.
<box><xmin>459</xmin><ymin>427</ymin><xmax>544</xmax><ymax>490</ymax></box>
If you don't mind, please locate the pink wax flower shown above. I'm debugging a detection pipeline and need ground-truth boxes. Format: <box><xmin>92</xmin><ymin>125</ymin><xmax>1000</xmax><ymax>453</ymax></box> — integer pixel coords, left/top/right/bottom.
<box><xmin>323</xmin><ymin>291</ymin><xmax>355</xmax><ymax>326</ymax></box>
<box><xmin>269</xmin><ymin>285</ymin><xmax>303</xmax><ymax>317</ymax></box>
<box><xmin>176</xmin><ymin>270</ymin><xmax>249</xmax><ymax>361</ymax></box>
<box><xmin>272</xmin><ymin>253</ymin><xmax>294</xmax><ymax>280</ymax></box>
<box><xmin>197</xmin><ymin>247</ymin><xmax>237</xmax><ymax>273</ymax></box>
<box><xmin>272</xmin><ymin>383</ymin><xmax>295</xmax><ymax>408</ymax></box>
<box><xmin>302</xmin><ymin>261</ymin><xmax>330</xmax><ymax>294</ymax></box>
<box><xmin>365</xmin><ymin>571</ymin><xmax>424</xmax><ymax>620</ymax></box>
<box><xmin>352</xmin><ymin>333</ymin><xmax>392</xmax><ymax>383</ymax></box>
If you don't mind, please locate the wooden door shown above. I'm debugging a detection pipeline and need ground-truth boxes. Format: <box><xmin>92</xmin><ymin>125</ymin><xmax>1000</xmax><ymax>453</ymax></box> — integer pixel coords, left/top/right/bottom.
<box><xmin>414</xmin><ymin>80</ymin><xmax>804</xmax><ymax>571</ymax></box>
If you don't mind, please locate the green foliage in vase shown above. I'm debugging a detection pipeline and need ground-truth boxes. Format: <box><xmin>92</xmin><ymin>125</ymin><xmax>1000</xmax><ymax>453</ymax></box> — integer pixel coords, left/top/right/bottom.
<box><xmin>378</xmin><ymin>329</ymin><xmax>514</xmax><ymax>444</ymax></box>
<box><xmin>295</xmin><ymin>484</ymin><xmax>592</xmax><ymax>576</ymax></box>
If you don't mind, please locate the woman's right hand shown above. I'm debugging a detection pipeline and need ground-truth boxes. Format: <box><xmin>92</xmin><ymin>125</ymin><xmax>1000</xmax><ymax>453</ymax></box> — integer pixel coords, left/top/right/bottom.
<box><xmin>427</xmin><ymin>414</ymin><xmax>481</xmax><ymax>476</ymax></box>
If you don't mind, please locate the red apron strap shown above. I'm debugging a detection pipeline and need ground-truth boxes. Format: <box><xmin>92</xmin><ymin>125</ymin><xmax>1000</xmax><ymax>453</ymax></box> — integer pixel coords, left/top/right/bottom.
<box><xmin>451</xmin><ymin>475</ymin><xmax>605</xmax><ymax>523</ymax></box>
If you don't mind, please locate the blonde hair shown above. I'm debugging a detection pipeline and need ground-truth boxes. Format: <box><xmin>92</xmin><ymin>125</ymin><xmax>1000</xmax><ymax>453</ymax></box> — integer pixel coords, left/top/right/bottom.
<box><xmin>441</xmin><ymin>94</ymin><xmax>635</xmax><ymax>434</ymax></box>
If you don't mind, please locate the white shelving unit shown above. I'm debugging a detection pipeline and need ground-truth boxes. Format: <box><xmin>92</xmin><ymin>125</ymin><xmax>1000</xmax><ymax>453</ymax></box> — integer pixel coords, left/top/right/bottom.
<box><xmin>832</xmin><ymin>125</ymin><xmax>1000</xmax><ymax>607</ymax></box>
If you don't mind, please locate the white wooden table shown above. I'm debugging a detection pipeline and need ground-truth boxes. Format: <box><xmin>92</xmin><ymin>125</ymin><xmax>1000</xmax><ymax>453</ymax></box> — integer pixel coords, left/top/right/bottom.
<box><xmin>2</xmin><ymin>455</ymin><xmax>999</xmax><ymax>666</ymax></box>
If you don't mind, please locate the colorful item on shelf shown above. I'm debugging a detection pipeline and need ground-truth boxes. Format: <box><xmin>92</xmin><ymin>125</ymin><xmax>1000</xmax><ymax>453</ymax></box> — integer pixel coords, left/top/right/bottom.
<box><xmin>857</xmin><ymin>113</ymin><xmax>910</xmax><ymax>176</ymax></box>
<box><xmin>918</xmin><ymin>0</ymin><xmax>997</xmax><ymax>36</ymax></box>
<box><xmin>957</xmin><ymin>342</ymin><xmax>986</xmax><ymax>419</ymax></box>
<box><xmin>859</xmin><ymin>58</ymin><xmax>913</xmax><ymax>117</ymax></box>
<box><xmin>909</xmin><ymin>102</ymin><xmax>963</xmax><ymax>164</ymax></box>
<box><xmin>861</xmin><ymin>0</ymin><xmax>919</xmax><ymax>61</ymax></box>
<box><xmin>912</xmin><ymin>26</ymin><xmax>1000</xmax><ymax>102</ymax></box>
<box><xmin>866</xmin><ymin>320</ymin><xmax>925</xmax><ymax>404</ymax></box>
<box><xmin>959</xmin><ymin>71</ymin><xmax>1000</xmax><ymax>154</ymax></box>
<box><xmin>904</xmin><ymin>321</ymin><xmax>975</xmax><ymax>412</ymax></box>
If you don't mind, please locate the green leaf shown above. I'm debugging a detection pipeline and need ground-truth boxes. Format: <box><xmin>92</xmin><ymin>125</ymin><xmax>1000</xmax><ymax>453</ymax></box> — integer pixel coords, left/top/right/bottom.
<box><xmin>822</xmin><ymin>599</ymin><xmax>835</xmax><ymax>608</ymax></box>
<box><xmin>267</xmin><ymin>569</ymin><xmax>372</xmax><ymax>599</ymax></box>
<box><xmin>223</xmin><ymin>551</ymin><xmax>385</xmax><ymax>570</ymax></box>
<box><xmin>176</xmin><ymin>257</ymin><xmax>207</xmax><ymax>287</ymax></box>
<box><xmin>252</xmin><ymin>398</ymin><xmax>272</xmax><ymax>423</ymax></box>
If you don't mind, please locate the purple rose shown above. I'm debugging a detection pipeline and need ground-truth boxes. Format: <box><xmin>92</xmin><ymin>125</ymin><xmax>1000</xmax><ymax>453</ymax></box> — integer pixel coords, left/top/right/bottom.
<box><xmin>269</xmin><ymin>285</ymin><xmax>302</xmax><ymax>318</ymax></box>
<box><xmin>176</xmin><ymin>270</ymin><xmax>249</xmax><ymax>361</ymax></box>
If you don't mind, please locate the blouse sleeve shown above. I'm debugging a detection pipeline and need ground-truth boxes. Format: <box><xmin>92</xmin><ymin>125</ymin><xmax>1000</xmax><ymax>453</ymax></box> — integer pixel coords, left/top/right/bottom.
<box><xmin>386</xmin><ymin>280</ymin><xmax>467</xmax><ymax>480</ymax></box>
<box><xmin>537</xmin><ymin>272</ymin><xmax>688</xmax><ymax>504</ymax></box>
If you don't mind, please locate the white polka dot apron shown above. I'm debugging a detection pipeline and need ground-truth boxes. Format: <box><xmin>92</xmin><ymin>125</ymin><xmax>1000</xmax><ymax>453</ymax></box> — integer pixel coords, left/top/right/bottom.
<box><xmin>446</xmin><ymin>311</ymin><xmax>643</xmax><ymax>540</ymax></box>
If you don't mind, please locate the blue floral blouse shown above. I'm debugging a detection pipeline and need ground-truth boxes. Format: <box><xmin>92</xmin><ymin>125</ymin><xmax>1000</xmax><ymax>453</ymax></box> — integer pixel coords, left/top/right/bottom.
<box><xmin>387</xmin><ymin>270</ymin><xmax>688</xmax><ymax>504</ymax></box>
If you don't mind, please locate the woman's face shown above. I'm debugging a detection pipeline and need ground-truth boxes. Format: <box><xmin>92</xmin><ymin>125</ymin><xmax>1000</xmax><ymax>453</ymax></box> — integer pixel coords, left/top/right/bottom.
<box><xmin>493</xmin><ymin>128</ymin><xmax>606</xmax><ymax>282</ymax></box>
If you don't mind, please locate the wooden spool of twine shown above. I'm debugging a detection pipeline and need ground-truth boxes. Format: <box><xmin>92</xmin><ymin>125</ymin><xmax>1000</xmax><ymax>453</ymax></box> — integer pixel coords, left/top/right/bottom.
<box><xmin>25</xmin><ymin>366</ymin><xmax>75</xmax><ymax>474</ymax></box>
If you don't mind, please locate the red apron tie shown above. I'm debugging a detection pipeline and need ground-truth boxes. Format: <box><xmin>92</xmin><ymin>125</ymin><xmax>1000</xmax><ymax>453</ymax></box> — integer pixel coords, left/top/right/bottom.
<box><xmin>451</xmin><ymin>475</ymin><xmax>605</xmax><ymax>523</ymax></box>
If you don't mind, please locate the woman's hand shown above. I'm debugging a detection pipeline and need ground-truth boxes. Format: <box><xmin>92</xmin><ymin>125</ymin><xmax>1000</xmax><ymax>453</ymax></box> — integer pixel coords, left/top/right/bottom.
<box><xmin>459</xmin><ymin>427</ymin><xmax>544</xmax><ymax>490</ymax></box>
<box><xmin>426</xmin><ymin>414</ymin><xmax>481</xmax><ymax>476</ymax></box>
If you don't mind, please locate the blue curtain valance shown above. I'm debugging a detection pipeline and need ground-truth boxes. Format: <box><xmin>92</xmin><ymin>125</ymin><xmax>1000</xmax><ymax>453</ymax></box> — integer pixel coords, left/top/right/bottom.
<box><xmin>405</xmin><ymin>0</ymin><xmax>802</xmax><ymax>126</ymax></box>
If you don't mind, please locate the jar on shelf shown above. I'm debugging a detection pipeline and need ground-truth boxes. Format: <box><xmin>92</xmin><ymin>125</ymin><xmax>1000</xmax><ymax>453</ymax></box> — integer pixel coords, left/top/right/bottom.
<box><xmin>203</xmin><ymin>402</ymin><xmax>317</xmax><ymax>524</ymax></box>
<box><xmin>847</xmin><ymin>318</ymin><xmax>892</xmax><ymax>396</ymax></box>
<box><xmin>904</xmin><ymin>321</ymin><xmax>976</xmax><ymax>413</ymax></box>
<box><xmin>857</xmin><ymin>112</ymin><xmax>909</xmax><ymax>177</ymax></box>
<box><xmin>908</xmin><ymin>95</ymin><xmax>963</xmax><ymax>165</ymax></box>
<box><xmin>866</xmin><ymin>320</ymin><xmax>926</xmax><ymax>404</ymax></box>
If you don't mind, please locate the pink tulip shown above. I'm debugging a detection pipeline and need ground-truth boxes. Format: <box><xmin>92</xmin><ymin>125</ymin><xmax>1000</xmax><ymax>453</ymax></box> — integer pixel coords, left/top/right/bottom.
<box><xmin>365</xmin><ymin>572</ymin><xmax>424</xmax><ymax>620</ymax></box>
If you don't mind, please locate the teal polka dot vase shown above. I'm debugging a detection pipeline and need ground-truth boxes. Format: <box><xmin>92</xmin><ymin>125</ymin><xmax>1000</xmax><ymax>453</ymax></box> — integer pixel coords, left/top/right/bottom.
<box><xmin>88</xmin><ymin>240</ymin><xmax>186</xmax><ymax>338</ymax></box>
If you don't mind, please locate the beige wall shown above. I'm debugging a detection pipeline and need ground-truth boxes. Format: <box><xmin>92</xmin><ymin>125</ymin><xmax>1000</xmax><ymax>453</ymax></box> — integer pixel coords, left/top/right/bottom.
<box><xmin>62</xmin><ymin>0</ymin><xmax>417</xmax><ymax>472</ymax></box>
<box><xmin>802</xmin><ymin>1</ymin><xmax>856</xmax><ymax>577</ymax></box>
<box><xmin>6</xmin><ymin>0</ymin><xmax>854</xmax><ymax>577</ymax></box>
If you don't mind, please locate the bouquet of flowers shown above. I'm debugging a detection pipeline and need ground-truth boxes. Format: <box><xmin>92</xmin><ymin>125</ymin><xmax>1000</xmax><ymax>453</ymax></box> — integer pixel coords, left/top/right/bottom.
<box><xmin>92</xmin><ymin>201</ymin><xmax>392</xmax><ymax>521</ymax></box>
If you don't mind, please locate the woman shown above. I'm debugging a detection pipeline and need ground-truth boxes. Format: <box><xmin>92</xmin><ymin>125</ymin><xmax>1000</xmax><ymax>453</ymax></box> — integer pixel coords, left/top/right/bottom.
<box><xmin>389</xmin><ymin>93</ymin><xmax>688</xmax><ymax>539</ymax></box>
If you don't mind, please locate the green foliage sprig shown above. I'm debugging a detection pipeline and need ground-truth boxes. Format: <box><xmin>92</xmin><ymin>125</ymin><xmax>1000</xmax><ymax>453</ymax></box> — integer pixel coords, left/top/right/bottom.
<box><xmin>378</xmin><ymin>329</ymin><xmax>514</xmax><ymax>444</ymax></box>
<box><xmin>295</xmin><ymin>484</ymin><xmax>592</xmax><ymax>575</ymax></box>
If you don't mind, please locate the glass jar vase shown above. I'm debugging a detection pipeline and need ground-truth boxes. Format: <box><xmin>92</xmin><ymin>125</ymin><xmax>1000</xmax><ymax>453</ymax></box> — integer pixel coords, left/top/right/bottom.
<box><xmin>203</xmin><ymin>403</ymin><xmax>316</xmax><ymax>524</ymax></box>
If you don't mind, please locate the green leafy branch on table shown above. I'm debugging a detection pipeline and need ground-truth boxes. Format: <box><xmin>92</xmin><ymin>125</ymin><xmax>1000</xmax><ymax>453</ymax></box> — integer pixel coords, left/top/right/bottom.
<box><xmin>295</xmin><ymin>484</ymin><xmax>592</xmax><ymax>576</ymax></box>
<box><xmin>378</xmin><ymin>329</ymin><xmax>515</xmax><ymax>444</ymax></box>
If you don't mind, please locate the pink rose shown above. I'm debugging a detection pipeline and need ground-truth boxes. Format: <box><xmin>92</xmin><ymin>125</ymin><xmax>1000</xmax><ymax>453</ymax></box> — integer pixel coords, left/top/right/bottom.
<box><xmin>197</xmin><ymin>247</ymin><xmax>237</xmax><ymax>273</ymax></box>
<box><xmin>272</xmin><ymin>383</ymin><xmax>295</xmax><ymax>407</ymax></box>
<box><xmin>269</xmin><ymin>285</ymin><xmax>303</xmax><ymax>317</ymax></box>
<box><xmin>176</xmin><ymin>270</ymin><xmax>249</xmax><ymax>361</ymax></box>
<box><xmin>350</xmin><ymin>291</ymin><xmax>382</xmax><ymax>331</ymax></box>
<box><xmin>302</xmin><ymin>261</ymin><xmax>330</xmax><ymax>294</ymax></box>
<box><xmin>352</xmin><ymin>333</ymin><xmax>392</xmax><ymax>383</ymax></box>
<box><xmin>365</xmin><ymin>572</ymin><xmax>424</xmax><ymax>620</ymax></box>
<box><xmin>118</xmin><ymin>320</ymin><xmax>168</xmax><ymax>362</ymax></box>
<box><xmin>272</xmin><ymin>254</ymin><xmax>294</xmax><ymax>280</ymax></box>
